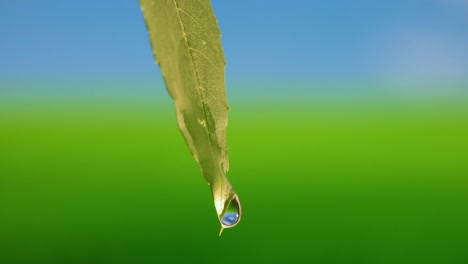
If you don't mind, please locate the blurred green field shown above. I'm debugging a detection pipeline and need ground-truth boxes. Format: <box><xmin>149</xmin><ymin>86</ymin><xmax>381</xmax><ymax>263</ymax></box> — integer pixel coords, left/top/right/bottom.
<box><xmin>1</xmin><ymin>97</ymin><xmax>468</xmax><ymax>263</ymax></box>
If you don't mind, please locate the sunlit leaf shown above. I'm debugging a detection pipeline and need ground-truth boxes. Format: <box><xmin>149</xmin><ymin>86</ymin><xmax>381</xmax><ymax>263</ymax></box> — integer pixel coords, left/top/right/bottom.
<box><xmin>140</xmin><ymin>0</ymin><xmax>241</xmax><ymax>232</ymax></box>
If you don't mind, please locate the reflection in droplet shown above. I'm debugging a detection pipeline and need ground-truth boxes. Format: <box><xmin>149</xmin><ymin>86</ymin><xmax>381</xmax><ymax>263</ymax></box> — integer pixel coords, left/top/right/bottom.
<box><xmin>219</xmin><ymin>195</ymin><xmax>241</xmax><ymax>228</ymax></box>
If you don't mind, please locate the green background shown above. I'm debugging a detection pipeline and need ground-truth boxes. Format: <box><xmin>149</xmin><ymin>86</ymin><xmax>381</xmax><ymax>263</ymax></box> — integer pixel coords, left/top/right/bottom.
<box><xmin>1</xmin><ymin>83</ymin><xmax>467</xmax><ymax>263</ymax></box>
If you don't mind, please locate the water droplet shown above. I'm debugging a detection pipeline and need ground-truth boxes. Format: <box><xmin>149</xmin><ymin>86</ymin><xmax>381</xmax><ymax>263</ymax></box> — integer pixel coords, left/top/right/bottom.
<box><xmin>219</xmin><ymin>195</ymin><xmax>241</xmax><ymax>228</ymax></box>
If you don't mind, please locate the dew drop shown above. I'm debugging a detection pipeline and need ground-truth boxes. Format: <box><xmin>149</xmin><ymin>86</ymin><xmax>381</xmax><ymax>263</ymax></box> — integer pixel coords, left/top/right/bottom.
<box><xmin>219</xmin><ymin>195</ymin><xmax>241</xmax><ymax>228</ymax></box>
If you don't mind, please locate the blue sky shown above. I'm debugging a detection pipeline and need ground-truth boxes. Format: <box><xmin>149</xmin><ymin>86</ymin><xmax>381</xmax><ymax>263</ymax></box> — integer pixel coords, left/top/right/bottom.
<box><xmin>1</xmin><ymin>0</ymin><xmax>467</xmax><ymax>85</ymax></box>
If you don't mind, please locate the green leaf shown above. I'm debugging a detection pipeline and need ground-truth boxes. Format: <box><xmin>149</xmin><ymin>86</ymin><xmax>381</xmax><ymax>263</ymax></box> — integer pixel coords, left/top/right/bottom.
<box><xmin>140</xmin><ymin>0</ymin><xmax>241</xmax><ymax>231</ymax></box>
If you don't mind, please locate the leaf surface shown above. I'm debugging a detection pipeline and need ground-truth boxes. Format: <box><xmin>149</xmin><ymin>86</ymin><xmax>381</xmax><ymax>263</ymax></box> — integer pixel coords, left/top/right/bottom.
<box><xmin>140</xmin><ymin>0</ymin><xmax>240</xmax><ymax>229</ymax></box>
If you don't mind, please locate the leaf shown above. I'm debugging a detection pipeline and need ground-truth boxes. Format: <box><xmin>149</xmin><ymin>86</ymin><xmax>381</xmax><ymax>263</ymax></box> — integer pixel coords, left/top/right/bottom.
<box><xmin>140</xmin><ymin>0</ymin><xmax>241</xmax><ymax>230</ymax></box>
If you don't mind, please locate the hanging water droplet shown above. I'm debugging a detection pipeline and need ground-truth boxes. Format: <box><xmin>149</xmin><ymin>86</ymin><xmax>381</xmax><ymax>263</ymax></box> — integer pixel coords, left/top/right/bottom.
<box><xmin>211</xmin><ymin>163</ymin><xmax>241</xmax><ymax>235</ymax></box>
<box><xmin>219</xmin><ymin>195</ymin><xmax>241</xmax><ymax>228</ymax></box>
